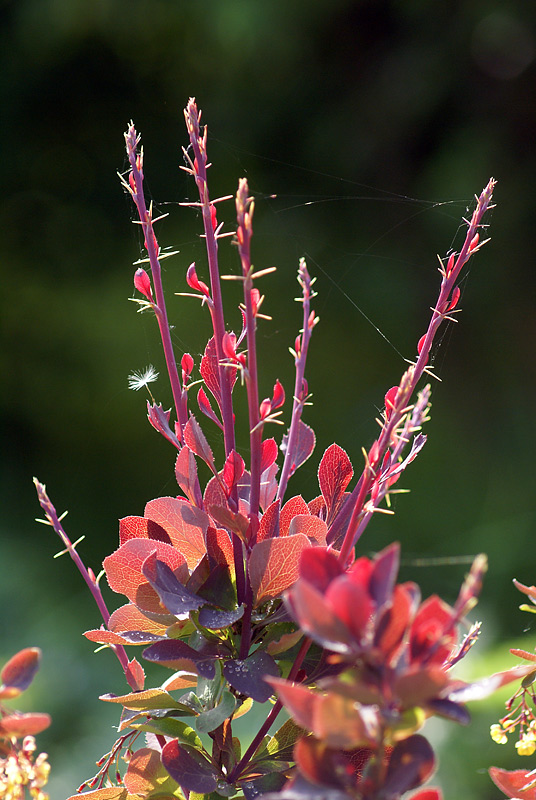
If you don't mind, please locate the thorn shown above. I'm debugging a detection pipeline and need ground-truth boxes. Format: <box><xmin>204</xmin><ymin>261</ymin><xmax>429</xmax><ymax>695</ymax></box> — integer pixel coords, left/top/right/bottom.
<box><xmin>53</xmin><ymin>535</ymin><xmax>85</xmax><ymax>559</ymax></box>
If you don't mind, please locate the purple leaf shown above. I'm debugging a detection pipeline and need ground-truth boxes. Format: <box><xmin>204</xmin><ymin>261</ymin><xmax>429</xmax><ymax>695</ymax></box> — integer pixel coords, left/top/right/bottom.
<box><xmin>142</xmin><ymin>639</ymin><xmax>217</xmax><ymax>679</ymax></box>
<box><xmin>382</xmin><ymin>735</ymin><xmax>436</xmax><ymax>798</ymax></box>
<box><xmin>162</xmin><ymin>740</ymin><xmax>220</xmax><ymax>794</ymax></box>
<box><xmin>198</xmin><ymin>605</ymin><xmax>244</xmax><ymax>630</ymax></box>
<box><xmin>223</xmin><ymin>651</ymin><xmax>279</xmax><ymax>703</ymax></box>
<box><xmin>142</xmin><ymin>552</ymin><xmax>205</xmax><ymax>618</ymax></box>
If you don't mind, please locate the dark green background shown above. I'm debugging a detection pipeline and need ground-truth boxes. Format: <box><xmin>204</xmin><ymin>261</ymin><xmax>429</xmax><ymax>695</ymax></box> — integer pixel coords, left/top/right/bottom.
<box><xmin>2</xmin><ymin>0</ymin><xmax>536</xmax><ymax>796</ymax></box>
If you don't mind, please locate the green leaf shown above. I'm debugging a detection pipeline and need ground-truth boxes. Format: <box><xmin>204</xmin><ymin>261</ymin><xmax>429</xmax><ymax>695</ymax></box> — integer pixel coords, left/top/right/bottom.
<box><xmin>196</xmin><ymin>690</ymin><xmax>236</xmax><ymax>734</ymax></box>
<box><xmin>100</xmin><ymin>688</ymin><xmax>195</xmax><ymax>715</ymax></box>
<box><xmin>130</xmin><ymin>717</ymin><xmax>203</xmax><ymax>749</ymax></box>
<box><xmin>266</xmin><ymin>718</ymin><xmax>304</xmax><ymax>761</ymax></box>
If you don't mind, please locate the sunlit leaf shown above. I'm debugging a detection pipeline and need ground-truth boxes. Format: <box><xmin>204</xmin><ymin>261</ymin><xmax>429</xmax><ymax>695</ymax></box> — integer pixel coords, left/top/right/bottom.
<box><xmin>145</xmin><ymin>496</ymin><xmax>209</xmax><ymax>569</ymax></box>
<box><xmin>124</xmin><ymin>747</ymin><xmax>165</xmax><ymax>795</ymax></box>
<box><xmin>142</xmin><ymin>552</ymin><xmax>205</xmax><ymax>618</ymax></box>
<box><xmin>257</xmin><ymin>500</ymin><xmax>280</xmax><ymax>542</ymax></box>
<box><xmin>318</xmin><ymin>444</ymin><xmax>353</xmax><ymax>520</ymax></box>
<box><xmin>288</xmin><ymin>514</ymin><xmax>327</xmax><ymax>545</ymax></box>
<box><xmin>104</xmin><ymin>539</ymin><xmax>188</xmax><ymax>614</ymax></box>
<box><xmin>184</xmin><ymin>415</ymin><xmax>216</xmax><ymax>471</ymax></box>
<box><xmin>100</xmin><ymin>687</ymin><xmax>194</xmax><ymax>713</ymax></box>
<box><xmin>67</xmin><ymin>790</ymin><xmax>127</xmax><ymax>800</ymax></box>
<box><xmin>119</xmin><ymin>516</ymin><xmax>170</xmax><ymax>546</ymax></box>
<box><xmin>281</xmin><ymin>420</ymin><xmax>316</xmax><ymax>477</ymax></box>
<box><xmin>131</xmin><ymin>717</ymin><xmax>203</xmax><ymax>749</ymax></box>
<box><xmin>223</xmin><ymin>651</ymin><xmax>279</xmax><ymax>703</ymax></box>
<box><xmin>260</xmin><ymin>438</ymin><xmax>279</xmax><ymax>474</ymax></box>
<box><xmin>175</xmin><ymin>446</ymin><xmax>202</xmax><ymax>506</ymax></box>
<box><xmin>266</xmin><ymin>718</ymin><xmax>305</xmax><ymax>761</ymax></box>
<box><xmin>280</xmin><ymin>496</ymin><xmax>310</xmax><ymax>536</ymax></box>
<box><xmin>206</xmin><ymin>527</ymin><xmax>235</xmax><ymax>572</ymax></box>
<box><xmin>249</xmin><ymin>534</ymin><xmax>310</xmax><ymax>606</ymax></box>
<box><xmin>142</xmin><ymin>639</ymin><xmax>217</xmax><ymax>679</ymax></box>
<box><xmin>108</xmin><ymin>603</ymin><xmax>174</xmax><ymax>635</ymax></box>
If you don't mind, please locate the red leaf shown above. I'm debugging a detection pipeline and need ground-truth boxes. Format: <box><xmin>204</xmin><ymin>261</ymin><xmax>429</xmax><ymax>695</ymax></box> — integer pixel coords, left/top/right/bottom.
<box><xmin>407</xmin><ymin>791</ymin><xmax>443</xmax><ymax>800</ymax></box>
<box><xmin>410</xmin><ymin>595</ymin><xmax>457</xmax><ymax>666</ymax></box>
<box><xmin>126</xmin><ymin>658</ymin><xmax>145</xmax><ymax>691</ymax></box>
<box><xmin>384</xmin><ymin>386</ymin><xmax>398</xmax><ymax>420</ymax></box>
<box><xmin>299</xmin><ymin>547</ymin><xmax>343</xmax><ymax>592</ymax></box>
<box><xmin>197</xmin><ymin>385</ymin><xmax>222</xmax><ymax>428</ymax></box>
<box><xmin>175</xmin><ymin>446</ymin><xmax>202</xmax><ymax>506</ymax></box>
<box><xmin>144</xmin><ymin>497</ymin><xmax>209</xmax><ymax>569</ymax></box>
<box><xmin>200</xmin><ymin>337</ymin><xmax>223</xmax><ymax>410</ymax></box>
<box><xmin>287</xmin><ymin>579</ymin><xmax>353</xmax><ymax>651</ymax></box>
<box><xmin>0</xmin><ymin>712</ymin><xmax>51</xmax><ymax>737</ymax></box>
<box><xmin>260</xmin><ymin>438</ymin><xmax>279</xmax><ymax>474</ymax></box>
<box><xmin>67</xmin><ymin>790</ymin><xmax>126</xmax><ymax>800</ymax></box>
<box><xmin>134</xmin><ymin>267</ymin><xmax>152</xmax><ymax>300</ymax></box>
<box><xmin>146</xmin><ymin>402</ymin><xmax>181</xmax><ymax>449</ymax></box>
<box><xmin>268</xmin><ymin>678</ymin><xmax>316</xmax><ymax>731</ymax></box>
<box><xmin>259</xmin><ymin>463</ymin><xmax>279</xmax><ymax>511</ymax></box>
<box><xmin>103</xmin><ymin>539</ymin><xmax>188</xmax><ymax>613</ymax></box>
<box><xmin>282</xmin><ymin>420</ymin><xmax>316</xmax><ymax>477</ymax></box>
<box><xmin>223</xmin><ymin>449</ymin><xmax>245</xmax><ymax>495</ymax></box>
<box><xmin>489</xmin><ymin>767</ymin><xmax>536</xmax><ymax>799</ymax></box>
<box><xmin>249</xmin><ymin>534</ymin><xmax>311</xmax><ymax>606</ymax></box>
<box><xmin>184</xmin><ymin>415</ymin><xmax>215</xmax><ymax>470</ymax></box>
<box><xmin>204</xmin><ymin>475</ymin><xmax>229</xmax><ymax>511</ymax></box>
<box><xmin>108</xmin><ymin>603</ymin><xmax>173</xmax><ymax>634</ymax></box>
<box><xmin>318</xmin><ymin>444</ymin><xmax>353</xmax><ymax>520</ymax></box>
<box><xmin>280</xmin><ymin>496</ymin><xmax>310</xmax><ymax>536</ymax></box>
<box><xmin>0</xmin><ymin>648</ymin><xmax>41</xmax><ymax>698</ymax></box>
<box><xmin>119</xmin><ymin>515</ymin><xmax>170</xmax><ymax>546</ymax></box>
<box><xmin>288</xmin><ymin>514</ymin><xmax>327</xmax><ymax>545</ymax></box>
<box><xmin>206</xmin><ymin>526</ymin><xmax>235</xmax><ymax>571</ymax></box>
<box><xmin>124</xmin><ymin>747</ymin><xmax>162</xmax><ymax>794</ymax></box>
<box><xmin>271</xmin><ymin>379</ymin><xmax>285</xmax><ymax>409</ymax></box>
<box><xmin>209</xmin><ymin>505</ymin><xmax>250</xmax><ymax>540</ymax></box>
<box><xmin>257</xmin><ymin>499</ymin><xmax>280</xmax><ymax>542</ymax></box>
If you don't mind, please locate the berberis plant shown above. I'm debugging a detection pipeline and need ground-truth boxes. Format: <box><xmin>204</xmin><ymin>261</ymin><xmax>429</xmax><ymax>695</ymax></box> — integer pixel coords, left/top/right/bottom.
<box><xmin>32</xmin><ymin>99</ymin><xmax>530</xmax><ymax>800</ymax></box>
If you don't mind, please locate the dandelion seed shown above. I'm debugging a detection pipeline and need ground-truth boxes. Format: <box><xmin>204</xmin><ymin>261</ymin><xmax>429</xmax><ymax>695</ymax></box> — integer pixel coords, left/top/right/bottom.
<box><xmin>128</xmin><ymin>365</ymin><xmax>159</xmax><ymax>391</ymax></box>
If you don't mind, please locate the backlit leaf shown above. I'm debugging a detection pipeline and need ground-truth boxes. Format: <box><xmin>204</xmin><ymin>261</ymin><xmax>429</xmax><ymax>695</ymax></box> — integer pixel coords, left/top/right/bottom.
<box><xmin>259</xmin><ymin>463</ymin><xmax>279</xmax><ymax>511</ymax></box>
<box><xmin>200</xmin><ymin>337</ymin><xmax>223</xmax><ymax>411</ymax></box>
<box><xmin>288</xmin><ymin>514</ymin><xmax>327</xmax><ymax>545</ymax></box>
<box><xmin>175</xmin><ymin>446</ymin><xmax>202</xmax><ymax>506</ymax></box>
<box><xmin>261</xmin><ymin>438</ymin><xmax>279</xmax><ymax>474</ymax></box>
<box><xmin>162</xmin><ymin>740</ymin><xmax>220</xmax><ymax>794</ymax></box>
<box><xmin>280</xmin><ymin>496</ymin><xmax>310</xmax><ymax>536</ymax></box>
<box><xmin>318</xmin><ymin>444</ymin><xmax>353</xmax><ymax>521</ymax></box>
<box><xmin>223</xmin><ymin>450</ymin><xmax>245</xmax><ymax>495</ymax></box>
<box><xmin>286</xmin><ymin>579</ymin><xmax>352</xmax><ymax>652</ymax></box>
<box><xmin>266</xmin><ymin>718</ymin><xmax>304</xmax><ymax>761</ymax></box>
<box><xmin>124</xmin><ymin>748</ymin><xmax>164</xmax><ymax>795</ymax></box>
<box><xmin>108</xmin><ymin>603</ymin><xmax>173</xmax><ymax>635</ymax></box>
<box><xmin>206</xmin><ymin>527</ymin><xmax>235</xmax><ymax>573</ymax></box>
<box><xmin>184</xmin><ymin>415</ymin><xmax>215</xmax><ymax>470</ymax></box>
<box><xmin>281</xmin><ymin>420</ymin><xmax>316</xmax><ymax>477</ymax></box>
<box><xmin>209</xmin><ymin>505</ymin><xmax>250</xmax><ymax>540</ymax></box>
<box><xmin>103</xmin><ymin>539</ymin><xmax>188</xmax><ymax>614</ymax></box>
<box><xmin>257</xmin><ymin>500</ymin><xmax>280</xmax><ymax>542</ymax></box>
<box><xmin>145</xmin><ymin>496</ymin><xmax>209</xmax><ymax>569</ymax></box>
<box><xmin>249</xmin><ymin>534</ymin><xmax>310</xmax><ymax>606</ymax></box>
<box><xmin>119</xmin><ymin>516</ymin><xmax>170</xmax><ymax>546</ymax></box>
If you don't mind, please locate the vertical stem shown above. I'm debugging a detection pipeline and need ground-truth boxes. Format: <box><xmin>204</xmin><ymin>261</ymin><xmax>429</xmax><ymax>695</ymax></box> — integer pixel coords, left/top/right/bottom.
<box><xmin>125</xmin><ymin>126</ymin><xmax>187</xmax><ymax>443</ymax></box>
<box><xmin>333</xmin><ymin>178</ymin><xmax>496</xmax><ymax>561</ymax></box>
<box><xmin>184</xmin><ymin>100</ymin><xmax>246</xmax><ymax>604</ymax></box>
<box><xmin>277</xmin><ymin>259</ymin><xmax>316</xmax><ymax>502</ymax></box>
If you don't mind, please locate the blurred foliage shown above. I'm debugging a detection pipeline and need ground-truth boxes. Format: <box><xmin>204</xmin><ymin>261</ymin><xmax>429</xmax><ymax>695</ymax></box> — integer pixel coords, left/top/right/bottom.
<box><xmin>2</xmin><ymin>0</ymin><xmax>536</xmax><ymax>796</ymax></box>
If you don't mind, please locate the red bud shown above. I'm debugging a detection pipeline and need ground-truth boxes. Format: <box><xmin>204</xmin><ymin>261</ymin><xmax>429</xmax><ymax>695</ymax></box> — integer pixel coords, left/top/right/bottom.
<box><xmin>271</xmin><ymin>379</ymin><xmax>285</xmax><ymax>410</ymax></box>
<box><xmin>134</xmin><ymin>268</ymin><xmax>153</xmax><ymax>301</ymax></box>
